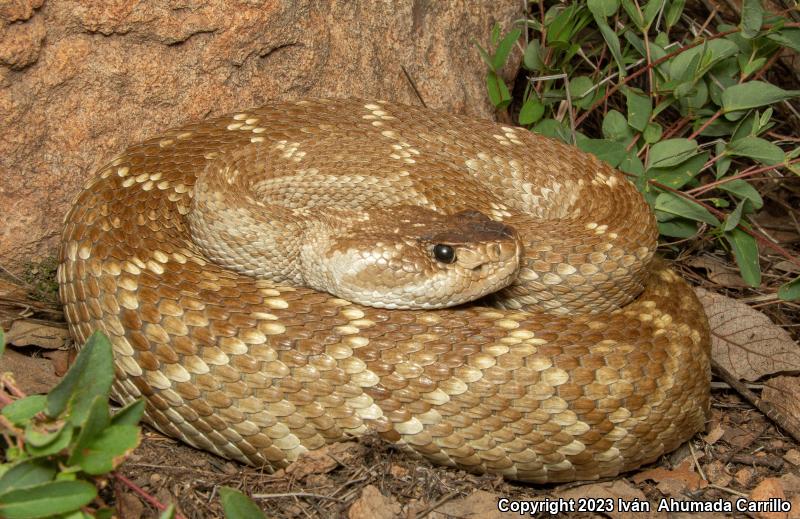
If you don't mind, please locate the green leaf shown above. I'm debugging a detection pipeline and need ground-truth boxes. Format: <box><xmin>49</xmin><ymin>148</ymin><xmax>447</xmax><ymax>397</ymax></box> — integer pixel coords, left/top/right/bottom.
<box><xmin>67</xmin><ymin>396</ymin><xmax>110</xmax><ymax>468</ymax></box>
<box><xmin>0</xmin><ymin>461</ymin><xmax>55</xmax><ymax>495</ymax></box>
<box><xmin>625</xmin><ymin>87</ymin><xmax>651</xmax><ymax>132</ymax></box>
<box><xmin>724</xmin><ymin>200</ymin><xmax>746</xmax><ymax>231</ymax></box>
<box><xmin>665</xmin><ymin>0</ymin><xmax>685</xmax><ymax>30</ymax></box>
<box><xmin>724</xmin><ymin>228</ymin><xmax>761</xmax><ymax>287</ymax></box>
<box><xmin>533</xmin><ymin>119</ymin><xmax>571</xmax><ymax>143</ymax></box>
<box><xmin>767</xmin><ymin>28</ymin><xmax>800</xmax><ymax>53</ymax></box>
<box><xmin>658</xmin><ymin>218</ymin><xmax>698</xmax><ymax>238</ymax></box>
<box><xmin>46</xmin><ymin>331</ymin><xmax>114</xmax><ymax>426</ymax></box>
<box><xmin>726</xmin><ymin>136</ymin><xmax>785</xmax><ymax>165</ymax></box>
<box><xmin>778</xmin><ymin>276</ymin><xmax>800</xmax><ymax>301</ymax></box>
<box><xmin>159</xmin><ymin>504</ymin><xmax>177</xmax><ymax>519</ymax></box>
<box><xmin>519</xmin><ymin>96</ymin><xmax>544</xmax><ymax>125</ymax></box>
<box><xmin>70</xmin><ymin>425</ymin><xmax>140</xmax><ymax>475</ymax></box>
<box><xmin>595</xmin><ymin>18</ymin><xmax>626</xmax><ymax>75</ymax></box>
<box><xmin>648</xmin><ymin>152</ymin><xmax>708</xmax><ymax>189</ymax></box>
<box><xmin>654</xmin><ymin>192</ymin><xmax>720</xmax><ymax>225</ymax></box>
<box><xmin>111</xmin><ymin>399</ymin><xmax>145</xmax><ymax>427</ymax></box>
<box><xmin>718</xmin><ymin>179</ymin><xmax>764</xmax><ymax>211</ymax></box>
<box><xmin>568</xmin><ymin>76</ymin><xmax>595</xmax><ymax>109</ymax></box>
<box><xmin>219</xmin><ymin>487</ymin><xmax>267</xmax><ymax>519</ymax></box>
<box><xmin>0</xmin><ymin>480</ymin><xmax>97</xmax><ymax>519</ymax></box>
<box><xmin>491</xmin><ymin>28</ymin><xmax>522</xmax><ymax>71</ymax></box>
<box><xmin>648</xmin><ymin>138</ymin><xmax>699</xmax><ymax>168</ymax></box>
<box><xmin>587</xmin><ymin>0</ymin><xmax>619</xmax><ymax>18</ymax></box>
<box><xmin>722</xmin><ymin>81</ymin><xmax>800</xmax><ymax>120</ymax></box>
<box><xmin>669</xmin><ymin>40</ymin><xmax>738</xmax><ymax>82</ymax></box>
<box><xmin>0</xmin><ymin>328</ymin><xmax>5</xmax><ymax>357</ymax></box>
<box><xmin>486</xmin><ymin>71</ymin><xmax>512</xmax><ymax>109</ymax></box>
<box><xmin>643</xmin><ymin>122</ymin><xmax>662</xmax><ymax>144</ymax></box>
<box><xmin>643</xmin><ymin>0</ymin><xmax>666</xmax><ymax>29</ymax></box>
<box><xmin>523</xmin><ymin>41</ymin><xmax>542</xmax><ymax>71</ymax></box>
<box><xmin>25</xmin><ymin>424</ymin><xmax>72</xmax><ymax>457</ymax></box>
<box><xmin>740</xmin><ymin>0</ymin><xmax>764</xmax><ymax>39</ymax></box>
<box><xmin>620</xmin><ymin>0</ymin><xmax>645</xmax><ymax>28</ymax></box>
<box><xmin>577</xmin><ymin>138</ymin><xmax>627</xmax><ymax>167</ymax></box>
<box><xmin>2</xmin><ymin>396</ymin><xmax>46</xmax><ymax>426</ymax></box>
<box><xmin>602</xmin><ymin>110</ymin><xmax>633</xmax><ymax>142</ymax></box>
<box><xmin>620</xmin><ymin>152</ymin><xmax>645</xmax><ymax>176</ymax></box>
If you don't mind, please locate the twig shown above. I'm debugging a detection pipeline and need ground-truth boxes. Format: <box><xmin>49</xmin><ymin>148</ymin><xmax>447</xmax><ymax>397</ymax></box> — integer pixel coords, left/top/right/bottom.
<box><xmin>711</xmin><ymin>360</ymin><xmax>800</xmax><ymax>444</ymax></box>
<box><xmin>113</xmin><ymin>472</ymin><xmax>187</xmax><ymax>519</ymax></box>
<box><xmin>251</xmin><ymin>491</ymin><xmax>343</xmax><ymax>503</ymax></box>
<box><xmin>418</xmin><ymin>490</ymin><xmax>461</xmax><ymax>519</ymax></box>
<box><xmin>400</xmin><ymin>65</ymin><xmax>426</xmax><ymax>108</ymax></box>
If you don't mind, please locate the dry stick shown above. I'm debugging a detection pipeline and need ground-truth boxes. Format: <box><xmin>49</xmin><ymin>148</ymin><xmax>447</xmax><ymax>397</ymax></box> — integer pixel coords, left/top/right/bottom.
<box><xmin>251</xmin><ymin>492</ymin><xmax>343</xmax><ymax>503</ymax></box>
<box><xmin>113</xmin><ymin>472</ymin><xmax>187</xmax><ymax>519</ymax></box>
<box><xmin>688</xmin><ymin>157</ymin><xmax>800</xmax><ymax>196</ymax></box>
<box><xmin>418</xmin><ymin>490</ymin><xmax>461</xmax><ymax>519</ymax></box>
<box><xmin>711</xmin><ymin>360</ymin><xmax>800</xmax><ymax>445</ymax></box>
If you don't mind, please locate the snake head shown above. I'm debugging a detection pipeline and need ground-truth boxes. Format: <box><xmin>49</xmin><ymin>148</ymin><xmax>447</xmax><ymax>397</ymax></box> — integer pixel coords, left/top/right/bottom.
<box><xmin>300</xmin><ymin>207</ymin><xmax>523</xmax><ymax>309</ymax></box>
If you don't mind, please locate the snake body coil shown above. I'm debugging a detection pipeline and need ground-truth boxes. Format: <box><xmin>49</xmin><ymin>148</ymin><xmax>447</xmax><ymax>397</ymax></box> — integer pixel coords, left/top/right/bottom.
<box><xmin>58</xmin><ymin>98</ymin><xmax>710</xmax><ymax>483</ymax></box>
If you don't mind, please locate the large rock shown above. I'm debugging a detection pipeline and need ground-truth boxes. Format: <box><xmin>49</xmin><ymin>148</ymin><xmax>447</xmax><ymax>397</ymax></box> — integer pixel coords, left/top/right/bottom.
<box><xmin>0</xmin><ymin>0</ymin><xmax>521</xmax><ymax>270</ymax></box>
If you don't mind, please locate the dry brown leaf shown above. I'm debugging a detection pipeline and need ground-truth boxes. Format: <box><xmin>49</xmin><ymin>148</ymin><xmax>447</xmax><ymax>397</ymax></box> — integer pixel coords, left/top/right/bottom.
<box><xmin>705</xmin><ymin>460</ymin><xmax>732</xmax><ymax>487</ymax></box>
<box><xmin>784</xmin><ymin>449</ymin><xmax>800</xmax><ymax>467</ymax></box>
<box><xmin>430</xmin><ymin>490</ymin><xmax>504</xmax><ymax>519</ymax></box>
<box><xmin>695</xmin><ymin>288</ymin><xmax>800</xmax><ymax>381</ymax></box>
<box><xmin>688</xmin><ymin>255</ymin><xmax>749</xmax><ymax>288</ymax></box>
<box><xmin>749</xmin><ymin>478</ymin><xmax>787</xmax><ymax>519</ymax></box>
<box><xmin>0</xmin><ymin>347</ymin><xmax>61</xmax><ymax>394</ymax></box>
<box><xmin>632</xmin><ymin>457</ymin><xmax>707</xmax><ymax>494</ymax></box>
<box><xmin>704</xmin><ymin>422</ymin><xmax>725</xmax><ymax>445</ymax></box>
<box><xmin>762</xmin><ymin>376</ymin><xmax>800</xmax><ymax>436</ymax></box>
<box><xmin>560</xmin><ymin>480</ymin><xmax>664</xmax><ymax>519</ymax></box>
<box><xmin>6</xmin><ymin>319</ymin><xmax>69</xmax><ymax>349</ymax></box>
<box><xmin>347</xmin><ymin>485</ymin><xmax>402</xmax><ymax>519</ymax></box>
<box><xmin>773</xmin><ymin>260</ymin><xmax>800</xmax><ymax>274</ymax></box>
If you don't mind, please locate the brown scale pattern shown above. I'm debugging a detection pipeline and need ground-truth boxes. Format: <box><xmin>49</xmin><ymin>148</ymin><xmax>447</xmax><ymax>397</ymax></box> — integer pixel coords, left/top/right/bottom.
<box><xmin>59</xmin><ymin>98</ymin><xmax>710</xmax><ymax>483</ymax></box>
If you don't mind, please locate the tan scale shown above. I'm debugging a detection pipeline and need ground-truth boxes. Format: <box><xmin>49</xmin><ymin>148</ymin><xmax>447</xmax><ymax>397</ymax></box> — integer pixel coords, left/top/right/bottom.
<box><xmin>59</xmin><ymin>98</ymin><xmax>710</xmax><ymax>483</ymax></box>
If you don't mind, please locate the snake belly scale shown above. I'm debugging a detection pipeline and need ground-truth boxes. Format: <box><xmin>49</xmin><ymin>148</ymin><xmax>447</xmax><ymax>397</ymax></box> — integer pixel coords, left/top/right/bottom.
<box><xmin>58</xmin><ymin>98</ymin><xmax>710</xmax><ymax>483</ymax></box>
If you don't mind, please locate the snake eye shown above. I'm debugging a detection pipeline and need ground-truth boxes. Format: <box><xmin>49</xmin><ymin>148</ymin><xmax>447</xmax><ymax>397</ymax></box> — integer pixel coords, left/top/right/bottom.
<box><xmin>433</xmin><ymin>244</ymin><xmax>456</xmax><ymax>264</ymax></box>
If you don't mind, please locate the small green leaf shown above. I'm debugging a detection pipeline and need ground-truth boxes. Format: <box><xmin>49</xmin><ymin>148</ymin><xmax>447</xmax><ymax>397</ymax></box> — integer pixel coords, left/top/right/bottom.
<box><xmin>67</xmin><ymin>396</ymin><xmax>110</xmax><ymax>468</ymax></box>
<box><xmin>519</xmin><ymin>96</ymin><xmax>544</xmax><ymax>125</ymax></box>
<box><xmin>70</xmin><ymin>425</ymin><xmax>140</xmax><ymax>475</ymax></box>
<box><xmin>724</xmin><ymin>227</ymin><xmax>761</xmax><ymax>287</ymax></box>
<box><xmin>587</xmin><ymin>0</ymin><xmax>619</xmax><ymax>18</ymax></box>
<box><xmin>665</xmin><ymin>0</ymin><xmax>685</xmax><ymax>30</ymax></box>
<box><xmin>602</xmin><ymin>110</ymin><xmax>633</xmax><ymax>142</ymax></box>
<box><xmin>2</xmin><ymin>396</ymin><xmax>46</xmax><ymax>426</ymax></box>
<box><xmin>0</xmin><ymin>461</ymin><xmax>55</xmax><ymax>495</ymax></box>
<box><xmin>767</xmin><ymin>28</ymin><xmax>800</xmax><ymax>53</ymax></box>
<box><xmin>643</xmin><ymin>122</ymin><xmax>662</xmax><ymax>144</ymax></box>
<box><xmin>568</xmin><ymin>76</ymin><xmax>595</xmax><ymax>109</ymax></box>
<box><xmin>533</xmin><ymin>119</ymin><xmax>571</xmax><ymax>143</ymax></box>
<box><xmin>625</xmin><ymin>87</ymin><xmax>651</xmax><ymax>132</ymax></box>
<box><xmin>722</xmin><ymin>81</ymin><xmax>800</xmax><ymax>120</ymax></box>
<box><xmin>740</xmin><ymin>0</ymin><xmax>764</xmax><ymax>39</ymax></box>
<box><xmin>486</xmin><ymin>71</ymin><xmax>512</xmax><ymax>109</ymax></box>
<box><xmin>620</xmin><ymin>0</ymin><xmax>645</xmax><ymax>28</ymax></box>
<box><xmin>648</xmin><ymin>138</ymin><xmax>699</xmax><ymax>168</ymax></box>
<box><xmin>111</xmin><ymin>399</ymin><xmax>145</xmax><ymax>426</ymax></box>
<box><xmin>643</xmin><ymin>0</ymin><xmax>666</xmax><ymax>29</ymax></box>
<box><xmin>523</xmin><ymin>41</ymin><xmax>542</xmax><ymax>71</ymax></box>
<box><xmin>0</xmin><ymin>481</ymin><xmax>97</xmax><ymax>519</ymax></box>
<box><xmin>491</xmin><ymin>28</ymin><xmax>522</xmax><ymax>71</ymax></box>
<box><xmin>658</xmin><ymin>218</ymin><xmax>698</xmax><ymax>238</ymax></box>
<box><xmin>724</xmin><ymin>200</ymin><xmax>746</xmax><ymax>231</ymax></box>
<box><xmin>648</xmin><ymin>152</ymin><xmax>708</xmax><ymax>189</ymax></box>
<box><xmin>620</xmin><ymin>152</ymin><xmax>645</xmax><ymax>176</ymax></box>
<box><xmin>0</xmin><ymin>328</ymin><xmax>5</xmax><ymax>357</ymax></box>
<box><xmin>598</xmin><ymin>19</ymin><xmax>625</xmax><ymax>75</ymax></box>
<box><xmin>159</xmin><ymin>504</ymin><xmax>177</xmax><ymax>519</ymax></box>
<box><xmin>25</xmin><ymin>424</ymin><xmax>72</xmax><ymax>457</ymax></box>
<box><xmin>718</xmin><ymin>179</ymin><xmax>764</xmax><ymax>211</ymax></box>
<box><xmin>654</xmin><ymin>192</ymin><xmax>720</xmax><ymax>226</ymax></box>
<box><xmin>577</xmin><ymin>138</ymin><xmax>627</xmax><ymax>167</ymax></box>
<box><xmin>778</xmin><ymin>276</ymin><xmax>800</xmax><ymax>301</ymax></box>
<box><xmin>47</xmin><ymin>331</ymin><xmax>114</xmax><ymax>426</ymax></box>
<box><xmin>726</xmin><ymin>136</ymin><xmax>785</xmax><ymax>165</ymax></box>
<box><xmin>219</xmin><ymin>487</ymin><xmax>267</xmax><ymax>519</ymax></box>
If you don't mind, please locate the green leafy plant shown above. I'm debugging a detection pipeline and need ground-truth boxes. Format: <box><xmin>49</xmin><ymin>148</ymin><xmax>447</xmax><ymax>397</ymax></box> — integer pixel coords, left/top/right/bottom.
<box><xmin>477</xmin><ymin>0</ymin><xmax>800</xmax><ymax>297</ymax></box>
<box><xmin>0</xmin><ymin>330</ymin><xmax>143</xmax><ymax>518</ymax></box>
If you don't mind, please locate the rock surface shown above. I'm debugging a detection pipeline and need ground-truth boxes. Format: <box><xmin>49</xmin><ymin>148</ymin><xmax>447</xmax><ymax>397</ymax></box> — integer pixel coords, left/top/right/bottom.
<box><xmin>0</xmin><ymin>0</ymin><xmax>521</xmax><ymax>270</ymax></box>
